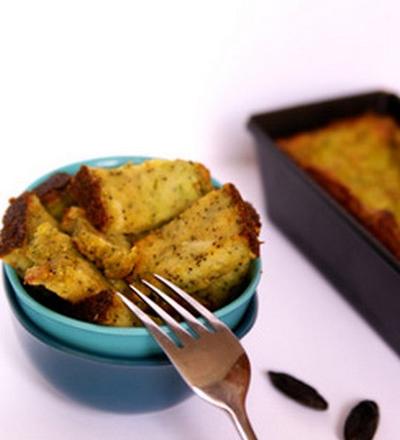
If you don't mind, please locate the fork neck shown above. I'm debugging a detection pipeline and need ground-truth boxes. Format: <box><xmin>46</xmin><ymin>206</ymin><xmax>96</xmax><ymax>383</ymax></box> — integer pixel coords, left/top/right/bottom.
<box><xmin>227</xmin><ymin>403</ymin><xmax>258</xmax><ymax>440</ymax></box>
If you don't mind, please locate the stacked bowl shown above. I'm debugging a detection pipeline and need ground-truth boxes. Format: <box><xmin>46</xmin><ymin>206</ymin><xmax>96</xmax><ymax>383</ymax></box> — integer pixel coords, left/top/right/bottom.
<box><xmin>3</xmin><ymin>157</ymin><xmax>261</xmax><ymax>412</ymax></box>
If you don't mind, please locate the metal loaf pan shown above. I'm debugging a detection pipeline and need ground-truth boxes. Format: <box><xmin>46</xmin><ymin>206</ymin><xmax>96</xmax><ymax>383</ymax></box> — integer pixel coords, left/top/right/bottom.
<box><xmin>248</xmin><ymin>90</ymin><xmax>400</xmax><ymax>356</ymax></box>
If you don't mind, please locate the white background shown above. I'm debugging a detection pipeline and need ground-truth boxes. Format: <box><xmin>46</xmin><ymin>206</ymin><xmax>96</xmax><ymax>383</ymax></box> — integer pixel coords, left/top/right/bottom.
<box><xmin>1</xmin><ymin>1</ymin><xmax>400</xmax><ymax>438</ymax></box>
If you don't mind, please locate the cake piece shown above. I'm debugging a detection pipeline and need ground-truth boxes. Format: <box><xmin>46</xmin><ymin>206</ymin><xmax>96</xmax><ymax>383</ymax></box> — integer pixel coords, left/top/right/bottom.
<box><xmin>131</xmin><ymin>184</ymin><xmax>261</xmax><ymax>310</ymax></box>
<box><xmin>69</xmin><ymin>159</ymin><xmax>213</xmax><ymax>234</ymax></box>
<box><xmin>0</xmin><ymin>195</ymin><xmax>135</xmax><ymax>326</ymax></box>
<box><xmin>62</xmin><ymin>207</ymin><xmax>137</xmax><ymax>279</ymax></box>
<box><xmin>25</xmin><ymin>222</ymin><xmax>108</xmax><ymax>302</ymax></box>
<box><xmin>33</xmin><ymin>172</ymin><xmax>74</xmax><ymax>220</ymax></box>
<box><xmin>0</xmin><ymin>193</ymin><xmax>58</xmax><ymax>274</ymax></box>
<box><xmin>24</xmin><ymin>222</ymin><xmax>135</xmax><ymax>326</ymax></box>
<box><xmin>277</xmin><ymin>113</ymin><xmax>400</xmax><ymax>259</ymax></box>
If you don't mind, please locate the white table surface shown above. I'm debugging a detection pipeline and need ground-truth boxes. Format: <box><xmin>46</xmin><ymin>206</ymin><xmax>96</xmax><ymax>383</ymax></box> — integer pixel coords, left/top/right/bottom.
<box><xmin>1</xmin><ymin>1</ymin><xmax>400</xmax><ymax>438</ymax></box>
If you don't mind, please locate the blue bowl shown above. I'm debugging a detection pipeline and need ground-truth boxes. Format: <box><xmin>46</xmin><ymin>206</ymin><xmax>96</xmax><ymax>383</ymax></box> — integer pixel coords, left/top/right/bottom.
<box><xmin>4</xmin><ymin>156</ymin><xmax>262</xmax><ymax>359</ymax></box>
<box><xmin>3</xmin><ymin>269</ymin><xmax>258</xmax><ymax>413</ymax></box>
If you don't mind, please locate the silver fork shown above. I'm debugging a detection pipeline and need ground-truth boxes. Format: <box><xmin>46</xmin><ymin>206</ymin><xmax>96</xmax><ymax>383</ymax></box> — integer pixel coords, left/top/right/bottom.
<box><xmin>116</xmin><ymin>274</ymin><xmax>257</xmax><ymax>440</ymax></box>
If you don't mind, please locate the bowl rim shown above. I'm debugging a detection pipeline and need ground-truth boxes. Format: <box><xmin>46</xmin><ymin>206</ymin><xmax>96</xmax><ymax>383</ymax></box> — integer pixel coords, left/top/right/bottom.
<box><xmin>4</xmin><ymin>267</ymin><xmax>258</xmax><ymax>366</ymax></box>
<box><xmin>4</xmin><ymin>155</ymin><xmax>262</xmax><ymax>337</ymax></box>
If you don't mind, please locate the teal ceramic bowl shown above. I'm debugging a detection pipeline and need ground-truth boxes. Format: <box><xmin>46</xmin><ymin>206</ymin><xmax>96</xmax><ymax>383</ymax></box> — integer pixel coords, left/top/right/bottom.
<box><xmin>4</xmin><ymin>156</ymin><xmax>262</xmax><ymax>359</ymax></box>
<box><xmin>4</xmin><ymin>269</ymin><xmax>258</xmax><ymax>412</ymax></box>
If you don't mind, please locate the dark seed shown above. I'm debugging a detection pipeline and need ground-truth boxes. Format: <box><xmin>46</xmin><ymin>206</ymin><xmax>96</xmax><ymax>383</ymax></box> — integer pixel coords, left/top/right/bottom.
<box><xmin>267</xmin><ymin>371</ymin><xmax>328</xmax><ymax>410</ymax></box>
<box><xmin>344</xmin><ymin>400</ymin><xmax>379</xmax><ymax>440</ymax></box>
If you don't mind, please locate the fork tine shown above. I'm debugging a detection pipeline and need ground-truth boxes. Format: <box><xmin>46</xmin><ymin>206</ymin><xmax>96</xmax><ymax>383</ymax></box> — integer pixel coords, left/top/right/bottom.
<box><xmin>153</xmin><ymin>273</ymin><xmax>223</xmax><ymax>329</ymax></box>
<box><xmin>141</xmin><ymin>278</ymin><xmax>209</xmax><ymax>335</ymax></box>
<box><xmin>128</xmin><ymin>283</ymin><xmax>194</xmax><ymax>347</ymax></box>
<box><xmin>115</xmin><ymin>292</ymin><xmax>178</xmax><ymax>354</ymax></box>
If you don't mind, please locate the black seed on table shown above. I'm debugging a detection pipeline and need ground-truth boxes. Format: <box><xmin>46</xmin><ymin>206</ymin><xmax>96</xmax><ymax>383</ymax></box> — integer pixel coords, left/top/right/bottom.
<box><xmin>344</xmin><ymin>400</ymin><xmax>379</xmax><ymax>440</ymax></box>
<box><xmin>267</xmin><ymin>371</ymin><xmax>328</xmax><ymax>410</ymax></box>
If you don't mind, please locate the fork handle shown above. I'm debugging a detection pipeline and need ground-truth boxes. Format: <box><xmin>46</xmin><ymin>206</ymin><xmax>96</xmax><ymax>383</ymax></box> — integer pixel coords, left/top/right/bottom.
<box><xmin>229</xmin><ymin>406</ymin><xmax>258</xmax><ymax>440</ymax></box>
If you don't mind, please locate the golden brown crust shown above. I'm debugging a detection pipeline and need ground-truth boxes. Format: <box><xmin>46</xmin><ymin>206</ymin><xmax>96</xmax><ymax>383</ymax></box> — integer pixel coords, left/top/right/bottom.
<box><xmin>307</xmin><ymin>166</ymin><xmax>400</xmax><ymax>259</ymax></box>
<box><xmin>0</xmin><ymin>193</ymin><xmax>30</xmax><ymax>256</ymax></box>
<box><xmin>277</xmin><ymin>112</ymin><xmax>398</xmax><ymax>151</ymax></box>
<box><xmin>223</xmin><ymin>183</ymin><xmax>261</xmax><ymax>256</ymax></box>
<box><xmin>32</xmin><ymin>172</ymin><xmax>74</xmax><ymax>220</ymax></box>
<box><xmin>70</xmin><ymin>166</ymin><xmax>108</xmax><ymax>230</ymax></box>
<box><xmin>33</xmin><ymin>173</ymin><xmax>71</xmax><ymax>205</ymax></box>
<box><xmin>277</xmin><ymin>113</ymin><xmax>400</xmax><ymax>260</ymax></box>
<box><xmin>0</xmin><ymin>174</ymin><xmax>73</xmax><ymax>258</ymax></box>
<box><xmin>191</xmin><ymin>160</ymin><xmax>212</xmax><ymax>192</ymax></box>
<box><xmin>0</xmin><ymin>176</ymin><xmax>75</xmax><ymax>257</ymax></box>
<box><xmin>70</xmin><ymin>289</ymin><xmax>114</xmax><ymax>323</ymax></box>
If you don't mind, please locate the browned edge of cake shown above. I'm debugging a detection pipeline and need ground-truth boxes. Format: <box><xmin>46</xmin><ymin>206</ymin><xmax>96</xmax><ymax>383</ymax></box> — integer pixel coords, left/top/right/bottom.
<box><xmin>276</xmin><ymin>113</ymin><xmax>400</xmax><ymax>260</ymax></box>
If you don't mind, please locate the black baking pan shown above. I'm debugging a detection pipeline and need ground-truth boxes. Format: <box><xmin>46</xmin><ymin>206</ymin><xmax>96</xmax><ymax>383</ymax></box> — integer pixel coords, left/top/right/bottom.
<box><xmin>248</xmin><ymin>90</ymin><xmax>400</xmax><ymax>356</ymax></box>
